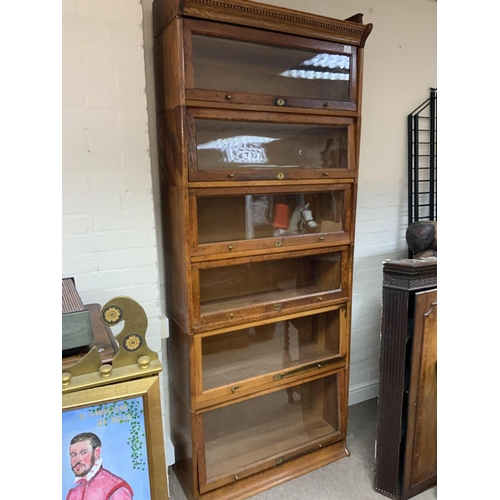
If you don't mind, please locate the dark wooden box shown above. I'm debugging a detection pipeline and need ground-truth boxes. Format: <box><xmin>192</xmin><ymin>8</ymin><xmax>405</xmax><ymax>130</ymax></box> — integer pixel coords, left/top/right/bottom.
<box><xmin>62</xmin><ymin>278</ymin><xmax>93</xmax><ymax>351</ymax></box>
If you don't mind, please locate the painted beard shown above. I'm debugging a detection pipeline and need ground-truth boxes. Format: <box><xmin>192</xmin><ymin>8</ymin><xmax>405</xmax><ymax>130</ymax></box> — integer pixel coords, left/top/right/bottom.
<box><xmin>72</xmin><ymin>452</ymin><xmax>95</xmax><ymax>478</ymax></box>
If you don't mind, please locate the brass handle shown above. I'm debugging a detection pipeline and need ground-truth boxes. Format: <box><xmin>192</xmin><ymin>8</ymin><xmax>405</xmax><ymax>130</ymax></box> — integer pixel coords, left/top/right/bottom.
<box><xmin>279</xmin><ymin>359</ymin><xmax>336</xmax><ymax>379</ymax></box>
<box><xmin>274</xmin><ymin>303</ymin><xmax>282</xmax><ymax>311</ymax></box>
<box><xmin>424</xmin><ymin>301</ymin><xmax>437</xmax><ymax>317</ymax></box>
<box><xmin>318</xmin><ymin>236</ymin><xmax>324</xmax><ymax>241</ymax></box>
<box><xmin>234</xmin><ymin>475</ymin><xmax>239</xmax><ymax>480</ymax></box>
<box><xmin>228</xmin><ymin>173</ymin><xmax>234</xmax><ymax>178</ymax></box>
<box><xmin>277</xmin><ymin>173</ymin><xmax>285</xmax><ymax>180</ymax></box>
<box><xmin>274</xmin><ymin>240</ymin><xmax>282</xmax><ymax>247</ymax></box>
<box><xmin>276</xmin><ymin>98</ymin><xmax>285</xmax><ymax>106</ymax></box>
<box><xmin>323</xmin><ymin>171</ymin><xmax>329</xmax><ymax>176</ymax></box>
<box><xmin>229</xmin><ymin>313</ymin><xmax>234</xmax><ymax>318</ymax></box>
<box><xmin>317</xmin><ymin>297</ymin><xmax>323</xmax><ymax>302</ymax></box>
<box><xmin>228</xmin><ymin>245</ymin><xmax>233</xmax><ymax>250</ymax></box>
<box><xmin>323</xmin><ymin>102</ymin><xmax>330</xmax><ymax>108</ymax></box>
<box><xmin>226</xmin><ymin>94</ymin><xmax>232</xmax><ymax>100</ymax></box>
<box><xmin>276</xmin><ymin>457</ymin><xmax>284</xmax><ymax>465</ymax></box>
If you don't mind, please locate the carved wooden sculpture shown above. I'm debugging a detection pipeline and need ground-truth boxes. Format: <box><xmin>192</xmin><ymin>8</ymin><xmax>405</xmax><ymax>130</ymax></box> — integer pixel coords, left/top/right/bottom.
<box><xmin>406</xmin><ymin>221</ymin><xmax>437</xmax><ymax>259</ymax></box>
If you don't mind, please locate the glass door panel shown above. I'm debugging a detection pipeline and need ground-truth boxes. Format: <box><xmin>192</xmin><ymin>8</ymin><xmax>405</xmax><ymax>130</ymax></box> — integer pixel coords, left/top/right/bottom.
<box><xmin>201</xmin><ymin>373</ymin><xmax>342</xmax><ymax>488</ymax></box>
<box><xmin>196</xmin><ymin>189</ymin><xmax>345</xmax><ymax>245</ymax></box>
<box><xmin>201</xmin><ymin>308</ymin><xmax>345</xmax><ymax>391</ymax></box>
<box><xmin>192</xmin><ymin>34</ymin><xmax>352</xmax><ymax>103</ymax></box>
<box><xmin>195</xmin><ymin>119</ymin><xmax>348</xmax><ymax>172</ymax></box>
<box><xmin>194</xmin><ymin>249</ymin><xmax>347</xmax><ymax>330</ymax></box>
<box><xmin>199</xmin><ymin>251</ymin><xmax>342</xmax><ymax>313</ymax></box>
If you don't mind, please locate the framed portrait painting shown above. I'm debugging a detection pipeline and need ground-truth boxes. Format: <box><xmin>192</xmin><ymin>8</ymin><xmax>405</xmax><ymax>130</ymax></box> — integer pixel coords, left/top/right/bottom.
<box><xmin>62</xmin><ymin>376</ymin><xmax>168</xmax><ymax>500</ymax></box>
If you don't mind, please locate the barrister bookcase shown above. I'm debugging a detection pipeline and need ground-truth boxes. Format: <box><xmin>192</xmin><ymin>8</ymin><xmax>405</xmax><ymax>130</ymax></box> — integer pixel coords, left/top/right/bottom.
<box><xmin>152</xmin><ymin>1</ymin><xmax>372</xmax><ymax>498</ymax></box>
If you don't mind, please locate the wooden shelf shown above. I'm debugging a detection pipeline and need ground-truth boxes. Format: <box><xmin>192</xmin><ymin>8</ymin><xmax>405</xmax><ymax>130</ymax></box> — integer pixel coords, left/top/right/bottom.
<box><xmin>201</xmin><ymin>284</ymin><xmax>340</xmax><ymax>314</ymax></box>
<box><xmin>203</xmin><ymin>340</ymin><xmax>335</xmax><ymax>390</ymax></box>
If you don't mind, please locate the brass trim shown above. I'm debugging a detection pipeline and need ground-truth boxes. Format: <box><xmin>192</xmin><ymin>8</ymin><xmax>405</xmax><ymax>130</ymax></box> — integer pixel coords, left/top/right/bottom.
<box><xmin>62</xmin><ymin>297</ymin><xmax>162</xmax><ymax>394</ymax></box>
<box><xmin>280</xmin><ymin>358</ymin><xmax>339</xmax><ymax>379</ymax></box>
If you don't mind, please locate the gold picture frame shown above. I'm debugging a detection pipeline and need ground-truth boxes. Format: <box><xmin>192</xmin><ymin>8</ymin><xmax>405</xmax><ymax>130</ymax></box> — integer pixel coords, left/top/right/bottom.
<box><xmin>62</xmin><ymin>375</ymin><xmax>168</xmax><ymax>500</ymax></box>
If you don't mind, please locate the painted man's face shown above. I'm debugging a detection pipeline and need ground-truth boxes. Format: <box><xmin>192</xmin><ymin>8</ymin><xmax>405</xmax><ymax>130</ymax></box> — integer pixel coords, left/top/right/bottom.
<box><xmin>70</xmin><ymin>440</ymin><xmax>99</xmax><ymax>477</ymax></box>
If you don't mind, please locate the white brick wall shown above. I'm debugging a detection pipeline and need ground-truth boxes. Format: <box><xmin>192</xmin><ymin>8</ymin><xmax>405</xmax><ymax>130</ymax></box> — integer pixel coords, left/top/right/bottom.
<box><xmin>61</xmin><ymin>0</ymin><xmax>171</xmax><ymax>459</ymax></box>
<box><xmin>62</xmin><ymin>0</ymin><xmax>160</xmax><ymax>307</ymax></box>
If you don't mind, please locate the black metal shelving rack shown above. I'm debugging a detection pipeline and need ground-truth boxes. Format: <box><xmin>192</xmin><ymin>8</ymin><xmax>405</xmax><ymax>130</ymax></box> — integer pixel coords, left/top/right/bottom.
<box><xmin>407</xmin><ymin>88</ymin><xmax>437</xmax><ymax>226</ymax></box>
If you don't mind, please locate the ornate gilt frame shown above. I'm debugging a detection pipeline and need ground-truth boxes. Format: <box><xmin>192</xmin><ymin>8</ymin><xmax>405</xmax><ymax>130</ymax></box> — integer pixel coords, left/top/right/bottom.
<box><xmin>62</xmin><ymin>377</ymin><xmax>168</xmax><ymax>499</ymax></box>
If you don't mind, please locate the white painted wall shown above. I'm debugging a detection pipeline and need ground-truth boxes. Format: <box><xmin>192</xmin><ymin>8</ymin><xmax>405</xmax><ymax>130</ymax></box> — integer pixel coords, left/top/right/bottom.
<box><xmin>62</xmin><ymin>0</ymin><xmax>436</xmax><ymax>463</ymax></box>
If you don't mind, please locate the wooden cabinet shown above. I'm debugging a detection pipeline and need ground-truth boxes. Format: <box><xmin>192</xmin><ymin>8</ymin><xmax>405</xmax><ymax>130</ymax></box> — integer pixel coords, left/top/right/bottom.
<box><xmin>153</xmin><ymin>1</ymin><xmax>372</xmax><ymax>498</ymax></box>
<box><xmin>374</xmin><ymin>259</ymin><xmax>437</xmax><ymax>499</ymax></box>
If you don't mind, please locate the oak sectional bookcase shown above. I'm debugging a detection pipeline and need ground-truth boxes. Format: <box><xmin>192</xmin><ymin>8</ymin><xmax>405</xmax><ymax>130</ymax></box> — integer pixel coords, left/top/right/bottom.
<box><xmin>152</xmin><ymin>1</ymin><xmax>372</xmax><ymax>498</ymax></box>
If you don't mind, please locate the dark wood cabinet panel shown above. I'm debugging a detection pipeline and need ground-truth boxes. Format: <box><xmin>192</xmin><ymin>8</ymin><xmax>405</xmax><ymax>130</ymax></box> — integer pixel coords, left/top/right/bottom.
<box><xmin>402</xmin><ymin>289</ymin><xmax>437</xmax><ymax>498</ymax></box>
<box><xmin>374</xmin><ymin>259</ymin><xmax>437</xmax><ymax>499</ymax></box>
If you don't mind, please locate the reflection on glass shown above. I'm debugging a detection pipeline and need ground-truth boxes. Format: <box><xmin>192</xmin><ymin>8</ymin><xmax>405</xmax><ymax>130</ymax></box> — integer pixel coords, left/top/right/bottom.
<box><xmin>196</xmin><ymin>120</ymin><xmax>348</xmax><ymax>170</ymax></box>
<box><xmin>202</xmin><ymin>310</ymin><xmax>342</xmax><ymax>390</ymax></box>
<box><xmin>199</xmin><ymin>252</ymin><xmax>342</xmax><ymax>316</ymax></box>
<box><xmin>192</xmin><ymin>35</ymin><xmax>351</xmax><ymax>101</ymax></box>
<box><xmin>280</xmin><ymin>53</ymin><xmax>350</xmax><ymax>81</ymax></box>
<box><xmin>197</xmin><ymin>191</ymin><xmax>344</xmax><ymax>244</ymax></box>
<box><xmin>197</xmin><ymin>135</ymin><xmax>280</xmax><ymax>164</ymax></box>
<box><xmin>203</xmin><ymin>374</ymin><xmax>339</xmax><ymax>480</ymax></box>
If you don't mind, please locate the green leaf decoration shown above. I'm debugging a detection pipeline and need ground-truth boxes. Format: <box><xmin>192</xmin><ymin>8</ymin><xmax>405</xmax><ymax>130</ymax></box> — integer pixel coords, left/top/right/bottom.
<box><xmin>87</xmin><ymin>398</ymin><xmax>147</xmax><ymax>470</ymax></box>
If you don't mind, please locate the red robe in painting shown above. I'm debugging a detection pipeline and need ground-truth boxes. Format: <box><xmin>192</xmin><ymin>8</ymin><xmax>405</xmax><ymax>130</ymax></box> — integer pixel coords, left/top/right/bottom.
<box><xmin>66</xmin><ymin>466</ymin><xmax>133</xmax><ymax>500</ymax></box>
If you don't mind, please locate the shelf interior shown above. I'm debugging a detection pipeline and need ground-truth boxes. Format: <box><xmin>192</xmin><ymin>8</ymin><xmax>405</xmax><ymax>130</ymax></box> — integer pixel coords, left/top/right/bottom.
<box><xmin>202</xmin><ymin>311</ymin><xmax>342</xmax><ymax>390</ymax></box>
<box><xmin>203</xmin><ymin>375</ymin><xmax>339</xmax><ymax>480</ymax></box>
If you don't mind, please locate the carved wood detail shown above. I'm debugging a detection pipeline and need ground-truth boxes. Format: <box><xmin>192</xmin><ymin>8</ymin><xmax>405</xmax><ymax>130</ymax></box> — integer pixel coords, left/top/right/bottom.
<box><xmin>383</xmin><ymin>275</ymin><xmax>437</xmax><ymax>291</ymax></box>
<box><xmin>155</xmin><ymin>0</ymin><xmax>372</xmax><ymax>46</ymax></box>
